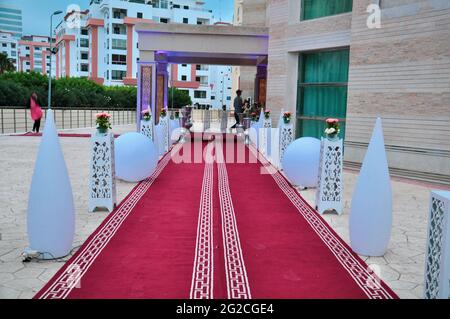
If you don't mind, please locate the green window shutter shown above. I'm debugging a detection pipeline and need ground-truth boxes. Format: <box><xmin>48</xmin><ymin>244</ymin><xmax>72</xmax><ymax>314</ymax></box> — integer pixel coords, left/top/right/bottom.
<box><xmin>296</xmin><ymin>48</ymin><xmax>349</xmax><ymax>140</ymax></box>
<box><xmin>302</xmin><ymin>0</ymin><xmax>353</xmax><ymax>21</ymax></box>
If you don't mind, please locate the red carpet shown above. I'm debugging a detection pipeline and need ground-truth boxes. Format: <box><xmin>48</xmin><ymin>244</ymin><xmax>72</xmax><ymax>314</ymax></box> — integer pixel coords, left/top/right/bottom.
<box><xmin>35</xmin><ymin>136</ymin><xmax>397</xmax><ymax>299</ymax></box>
<box><xmin>217</xmin><ymin>140</ymin><xmax>397</xmax><ymax>299</ymax></box>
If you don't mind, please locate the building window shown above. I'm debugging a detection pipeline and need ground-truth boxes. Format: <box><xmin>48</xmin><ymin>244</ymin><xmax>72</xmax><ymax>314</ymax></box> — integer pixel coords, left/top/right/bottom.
<box><xmin>173</xmin><ymin>4</ymin><xmax>180</xmax><ymax>9</ymax></box>
<box><xmin>111</xmin><ymin>54</ymin><xmax>127</xmax><ymax>65</ymax></box>
<box><xmin>11</xmin><ymin>43</ymin><xmax>16</xmax><ymax>48</ymax></box>
<box><xmin>112</xmin><ymin>24</ymin><xmax>126</xmax><ymax>35</ymax></box>
<box><xmin>2</xmin><ymin>43</ymin><xmax>6</xmax><ymax>47</ymax></box>
<box><xmin>81</xmin><ymin>52</ymin><xmax>88</xmax><ymax>60</ymax></box>
<box><xmin>196</xmin><ymin>64</ymin><xmax>201</xmax><ymax>70</ymax></box>
<box><xmin>81</xmin><ymin>28</ymin><xmax>88</xmax><ymax>35</ymax></box>
<box><xmin>112</xmin><ymin>70</ymin><xmax>126</xmax><ymax>80</ymax></box>
<box><xmin>137</xmin><ymin>12</ymin><xmax>143</xmax><ymax>19</ymax></box>
<box><xmin>194</xmin><ymin>90</ymin><xmax>207</xmax><ymax>99</ymax></box>
<box><xmin>211</xmin><ymin>96</ymin><xmax>215</xmax><ymax>100</ymax></box>
<box><xmin>80</xmin><ymin>64</ymin><xmax>89</xmax><ymax>72</ymax></box>
<box><xmin>183</xmin><ymin>18</ymin><xmax>188</xmax><ymax>24</ymax></box>
<box><xmin>296</xmin><ymin>48</ymin><xmax>349</xmax><ymax>139</ymax></box>
<box><xmin>112</xmin><ymin>8</ymin><xmax>127</xmax><ymax>19</ymax></box>
<box><xmin>112</xmin><ymin>38</ymin><xmax>127</xmax><ymax>50</ymax></box>
<box><xmin>301</xmin><ymin>0</ymin><xmax>353</xmax><ymax>21</ymax></box>
<box><xmin>153</xmin><ymin>0</ymin><xmax>168</xmax><ymax>9</ymax></box>
<box><xmin>25</xmin><ymin>46</ymin><xmax>29</xmax><ymax>50</ymax></box>
<box><xmin>226</xmin><ymin>96</ymin><xmax>231</xmax><ymax>101</ymax></box>
<box><xmin>182</xmin><ymin>64</ymin><xmax>187</xmax><ymax>67</ymax></box>
<box><xmin>80</xmin><ymin>38</ymin><xmax>89</xmax><ymax>48</ymax></box>
<box><xmin>160</xmin><ymin>17</ymin><xmax>169</xmax><ymax>23</ymax></box>
<box><xmin>181</xmin><ymin>75</ymin><xmax>187</xmax><ymax>81</ymax></box>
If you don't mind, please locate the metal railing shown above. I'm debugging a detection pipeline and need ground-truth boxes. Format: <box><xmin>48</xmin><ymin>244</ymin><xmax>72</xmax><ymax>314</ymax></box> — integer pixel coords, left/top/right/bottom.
<box><xmin>0</xmin><ymin>106</ymin><xmax>136</xmax><ymax>134</ymax></box>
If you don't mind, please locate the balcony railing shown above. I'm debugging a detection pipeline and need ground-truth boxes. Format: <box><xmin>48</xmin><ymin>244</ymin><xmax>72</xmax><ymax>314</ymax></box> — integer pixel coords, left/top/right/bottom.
<box><xmin>0</xmin><ymin>107</ymin><xmax>136</xmax><ymax>134</ymax></box>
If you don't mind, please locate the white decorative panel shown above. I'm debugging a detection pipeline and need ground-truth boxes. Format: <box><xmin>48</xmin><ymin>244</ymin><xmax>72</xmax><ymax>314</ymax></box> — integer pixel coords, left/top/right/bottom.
<box><xmin>315</xmin><ymin>138</ymin><xmax>344</xmax><ymax>215</ymax></box>
<box><xmin>159</xmin><ymin>116</ymin><xmax>169</xmax><ymax>152</ymax></box>
<box><xmin>424</xmin><ymin>191</ymin><xmax>450</xmax><ymax>299</ymax></box>
<box><xmin>220</xmin><ymin>110</ymin><xmax>228</xmax><ymax>132</ymax></box>
<box><xmin>203</xmin><ymin>110</ymin><xmax>211</xmax><ymax>131</ymax></box>
<box><xmin>140</xmin><ymin>120</ymin><xmax>154</xmax><ymax>141</ymax></box>
<box><xmin>279</xmin><ymin>122</ymin><xmax>293</xmax><ymax>168</ymax></box>
<box><xmin>259</xmin><ymin>118</ymin><xmax>272</xmax><ymax>156</ymax></box>
<box><xmin>89</xmin><ymin>132</ymin><xmax>116</xmax><ymax>212</ymax></box>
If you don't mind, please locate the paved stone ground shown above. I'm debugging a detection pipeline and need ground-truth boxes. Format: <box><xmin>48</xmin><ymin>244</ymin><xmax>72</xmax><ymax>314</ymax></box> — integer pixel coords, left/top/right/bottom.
<box><xmin>298</xmin><ymin>173</ymin><xmax>447</xmax><ymax>299</ymax></box>
<box><xmin>0</xmin><ymin>123</ymin><xmax>447</xmax><ymax>299</ymax></box>
<box><xmin>0</xmin><ymin>125</ymin><xmax>138</xmax><ymax>299</ymax></box>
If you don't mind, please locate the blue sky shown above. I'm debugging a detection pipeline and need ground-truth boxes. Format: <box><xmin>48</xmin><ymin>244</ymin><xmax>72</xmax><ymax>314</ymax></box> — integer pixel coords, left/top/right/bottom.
<box><xmin>0</xmin><ymin>0</ymin><xmax>234</xmax><ymax>36</ymax></box>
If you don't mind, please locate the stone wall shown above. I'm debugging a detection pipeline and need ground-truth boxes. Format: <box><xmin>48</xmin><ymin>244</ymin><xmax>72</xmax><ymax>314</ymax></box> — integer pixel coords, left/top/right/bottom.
<box><xmin>346</xmin><ymin>0</ymin><xmax>450</xmax><ymax>176</ymax></box>
<box><xmin>260</xmin><ymin>0</ymin><xmax>450</xmax><ymax>178</ymax></box>
<box><xmin>232</xmin><ymin>0</ymin><xmax>268</xmax><ymax>103</ymax></box>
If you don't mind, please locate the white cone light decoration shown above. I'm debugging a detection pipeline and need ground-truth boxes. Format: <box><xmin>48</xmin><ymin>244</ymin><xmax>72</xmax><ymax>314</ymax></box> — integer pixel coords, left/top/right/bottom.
<box><xmin>349</xmin><ymin>117</ymin><xmax>392</xmax><ymax>256</ymax></box>
<box><xmin>27</xmin><ymin>110</ymin><xmax>75</xmax><ymax>259</ymax></box>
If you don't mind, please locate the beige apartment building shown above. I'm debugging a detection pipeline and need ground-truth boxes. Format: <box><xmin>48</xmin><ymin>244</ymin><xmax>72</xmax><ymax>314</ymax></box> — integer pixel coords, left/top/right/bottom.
<box><xmin>230</xmin><ymin>0</ymin><xmax>450</xmax><ymax>183</ymax></box>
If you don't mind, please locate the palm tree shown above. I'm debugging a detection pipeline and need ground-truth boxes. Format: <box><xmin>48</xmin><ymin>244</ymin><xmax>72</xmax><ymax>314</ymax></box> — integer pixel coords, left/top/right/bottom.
<box><xmin>0</xmin><ymin>52</ymin><xmax>15</xmax><ymax>74</ymax></box>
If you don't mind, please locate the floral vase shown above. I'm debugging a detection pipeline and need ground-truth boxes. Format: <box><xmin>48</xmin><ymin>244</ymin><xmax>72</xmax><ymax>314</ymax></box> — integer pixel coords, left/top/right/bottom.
<box><xmin>326</xmin><ymin>133</ymin><xmax>338</xmax><ymax>141</ymax></box>
<box><xmin>97</xmin><ymin>127</ymin><xmax>108</xmax><ymax>134</ymax></box>
<box><xmin>283</xmin><ymin>118</ymin><xmax>290</xmax><ymax>125</ymax></box>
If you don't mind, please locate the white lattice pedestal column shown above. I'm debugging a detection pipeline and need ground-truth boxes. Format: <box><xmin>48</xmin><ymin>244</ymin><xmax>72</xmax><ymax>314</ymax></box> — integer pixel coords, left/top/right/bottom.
<box><xmin>88</xmin><ymin>132</ymin><xmax>117</xmax><ymax>212</ymax></box>
<box><xmin>220</xmin><ymin>110</ymin><xmax>228</xmax><ymax>132</ymax></box>
<box><xmin>259</xmin><ymin>118</ymin><xmax>272</xmax><ymax>156</ymax></box>
<box><xmin>159</xmin><ymin>116</ymin><xmax>169</xmax><ymax>152</ymax></box>
<box><xmin>315</xmin><ymin>137</ymin><xmax>343</xmax><ymax>215</ymax></box>
<box><xmin>424</xmin><ymin>190</ymin><xmax>450</xmax><ymax>299</ymax></box>
<box><xmin>140</xmin><ymin>120</ymin><xmax>154</xmax><ymax>141</ymax></box>
<box><xmin>279</xmin><ymin>122</ymin><xmax>293</xmax><ymax>169</ymax></box>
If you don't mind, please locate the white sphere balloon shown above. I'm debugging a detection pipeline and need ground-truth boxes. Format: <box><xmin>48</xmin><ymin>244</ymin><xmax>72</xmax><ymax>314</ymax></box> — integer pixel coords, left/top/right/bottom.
<box><xmin>281</xmin><ymin>137</ymin><xmax>321</xmax><ymax>188</ymax></box>
<box><xmin>115</xmin><ymin>132</ymin><xmax>158</xmax><ymax>182</ymax></box>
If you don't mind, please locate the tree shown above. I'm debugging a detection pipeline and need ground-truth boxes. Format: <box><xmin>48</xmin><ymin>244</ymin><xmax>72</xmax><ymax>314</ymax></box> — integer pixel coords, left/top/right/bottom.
<box><xmin>0</xmin><ymin>71</ymin><xmax>48</xmax><ymax>106</ymax></box>
<box><xmin>0</xmin><ymin>53</ymin><xmax>15</xmax><ymax>75</ymax></box>
<box><xmin>168</xmin><ymin>87</ymin><xmax>192</xmax><ymax>109</ymax></box>
<box><xmin>0</xmin><ymin>72</ymin><xmax>137</xmax><ymax>108</ymax></box>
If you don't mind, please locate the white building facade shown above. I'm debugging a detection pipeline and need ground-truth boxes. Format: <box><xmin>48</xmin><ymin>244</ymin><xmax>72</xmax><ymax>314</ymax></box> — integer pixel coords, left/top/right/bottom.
<box><xmin>0</xmin><ymin>30</ymin><xmax>18</xmax><ymax>70</ymax></box>
<box><xmin>17</xmin><ymin>35</ymin><xmax>56</xmax><ymax>77</ymax></box>
<box><xmin>52</xmin><ymin>0</ymin><xmax>231</xmax><ymax>108</ymax></box>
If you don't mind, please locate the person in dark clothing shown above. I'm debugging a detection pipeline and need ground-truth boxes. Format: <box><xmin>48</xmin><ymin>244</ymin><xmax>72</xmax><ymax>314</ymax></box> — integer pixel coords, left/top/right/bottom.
<box><xmin>230</xmin><ymin>90</ymin><xmax>243</xmax><ymax>130</ymax></box>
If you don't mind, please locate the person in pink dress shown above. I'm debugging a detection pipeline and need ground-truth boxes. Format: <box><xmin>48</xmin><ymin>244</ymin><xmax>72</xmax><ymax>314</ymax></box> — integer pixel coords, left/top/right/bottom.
<box><xmin>29</xmin><ymin>92</ymin><xmax>43</xmax><ymax>133</ymax></box>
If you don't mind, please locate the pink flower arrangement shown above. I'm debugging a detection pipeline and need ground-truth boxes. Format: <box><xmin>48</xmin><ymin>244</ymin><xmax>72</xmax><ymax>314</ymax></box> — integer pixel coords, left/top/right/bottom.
<box><xmin>324</xmin><ymin>118</ymin><xmax>340</xmax><ymax>137</ymax></box>
<box><xmin>141</xmin><ymin>109</ymin><xmax>151</xmax><ymax>121</ymax></box>
<box><xmin>283</xmin><ymin>112</ymin><xmax>292</xmax><ymax>124</ymax></box>
<box><xmin>326</xmin><ymin>118</ymin><xmax>339</xmax><ymax>124</ymax></box>
<box><xmin>96</xmin><ymin>112</ymin><xmax>112</xmax><ymax>131</ymax></box>
<box><xmin>96</xmin><ymin>112</ymin><xmax>111</xmax><ymax>119</ymax></box>
<box><xmin>264</xmin><ymin>109</ymin><xmax>270</xmax><ymax>119</ymax></box>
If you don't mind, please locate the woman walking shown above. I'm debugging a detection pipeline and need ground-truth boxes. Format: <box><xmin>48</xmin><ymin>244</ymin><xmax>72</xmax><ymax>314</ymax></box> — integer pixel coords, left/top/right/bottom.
<box><xmin>29</xmin><ymin>92</ymin><xmax>43</xmax><ymax>133</ymax></box>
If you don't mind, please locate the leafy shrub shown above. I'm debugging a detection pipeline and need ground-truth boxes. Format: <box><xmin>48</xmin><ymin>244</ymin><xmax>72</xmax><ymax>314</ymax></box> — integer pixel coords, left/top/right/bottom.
<box><xmin>0</xmin><ymin>72</ymin><xmax>137</xmax><ymax>109</ymax></box>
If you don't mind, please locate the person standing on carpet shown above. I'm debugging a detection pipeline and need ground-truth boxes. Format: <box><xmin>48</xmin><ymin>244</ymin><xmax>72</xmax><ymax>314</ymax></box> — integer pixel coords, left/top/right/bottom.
<box><xmin>230</xmin><ymin>89</ymin><xmax>243</xmax><ymax>130</ymax></box>
<box><xmin>29</xmin><ymin>92</ymin><xmax>43</xmax><ymax>133</ymax></box>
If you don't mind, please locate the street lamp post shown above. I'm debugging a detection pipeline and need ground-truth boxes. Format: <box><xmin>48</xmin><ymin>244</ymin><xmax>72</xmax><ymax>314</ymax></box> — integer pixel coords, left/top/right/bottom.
<box><xmin>48</xmin><ymin>10</ymin><xmax>63</xmax><ymax>109</ymax></box>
